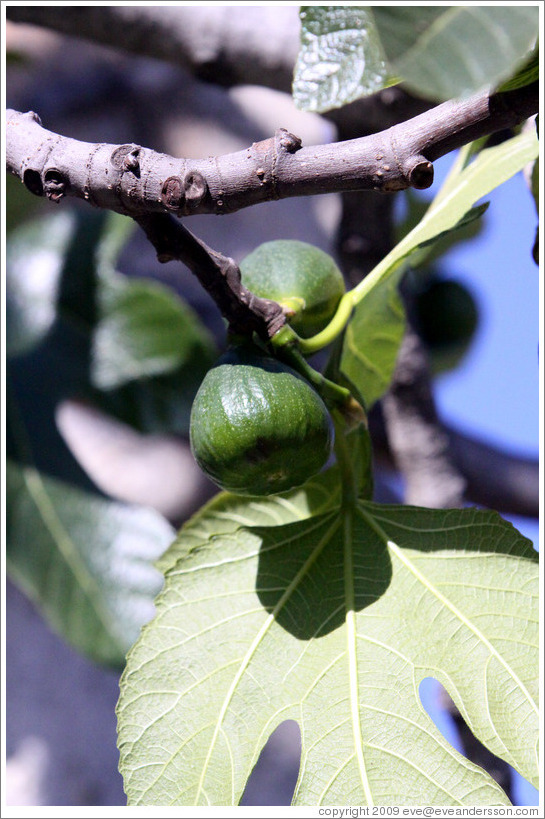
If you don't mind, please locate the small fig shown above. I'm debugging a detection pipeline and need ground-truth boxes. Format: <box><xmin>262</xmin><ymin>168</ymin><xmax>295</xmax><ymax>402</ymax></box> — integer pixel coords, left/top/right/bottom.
<box><xmin>240</xmin><ymin>240</ymin><xmax>345</xmax><ymax>338</ymax></box>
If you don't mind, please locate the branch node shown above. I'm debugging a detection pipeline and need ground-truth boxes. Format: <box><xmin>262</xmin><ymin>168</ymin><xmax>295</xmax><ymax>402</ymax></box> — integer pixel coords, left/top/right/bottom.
<box><xmin>407</xmin><ymin>158</ymin><xmax>434</xmax><ymax>189</ymax></box>
<box><xmin>23</xmin><ymin>110</ymin><xmax>42</xmax><ymax>126</ymax></box>
<box><xmin>161</xmin><ymin>176</ymin><xmax>184</xmax><ymax>211</ymax></box>
<box><xmin>183</xmin><ymin>170</ymin><xmax>208</xmax><ymax>209</ymax></box>
<box><xmin>44</xmin><ymin>168</ymin><xmax>69</xmax><ymax>202</ymax></box>
<box><xmin>22</xmin><ymin>168</ymin><xmax>43</xmax><ymax>197</ymax></box>
<box><xmin>276</xmin><ymin>127</ymin><xmax>302</xmax><ymax>153</ymax></box>
<box><xmin>110</xmin><ymin>143</ymin><xmax>142</xmax><ymax>173</ymax></box>
<box><xmin>123</xmin><ymin>147</ymin><xmax>141</xmax><ymax>175</ymax></box>
<box><xmin>157</xmin><ymin>252</ymin><xmax>176</xmax><ymax>264</ymax></box>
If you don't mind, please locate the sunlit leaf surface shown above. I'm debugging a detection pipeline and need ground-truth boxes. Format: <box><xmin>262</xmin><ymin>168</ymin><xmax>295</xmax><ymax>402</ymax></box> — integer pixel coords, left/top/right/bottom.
<box><xmin>117</xmin><ymin>497</ymin><xmax>538</xmax><ymax>805</ymax></box>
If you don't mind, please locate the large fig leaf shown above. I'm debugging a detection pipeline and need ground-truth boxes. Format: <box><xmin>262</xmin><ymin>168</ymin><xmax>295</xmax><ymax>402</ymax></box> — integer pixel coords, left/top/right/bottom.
<box><xmin>6</xmin><ymin>459</ymin><xmax>173</xmax><ymax>667</ymax></box>
<box><xmin>117</xmin><ymin>499</ymin><xmax>538</xmax><ymax>805</ymax></box>
<box><xmin>156</xmin><ymin>464</ymin><xmax>343</xmax><ymax>575</ymax></box>
<box><xmin>341</xmin><ymin>128</ymin><xmax>539</xmax><ymax>408</ymax></box>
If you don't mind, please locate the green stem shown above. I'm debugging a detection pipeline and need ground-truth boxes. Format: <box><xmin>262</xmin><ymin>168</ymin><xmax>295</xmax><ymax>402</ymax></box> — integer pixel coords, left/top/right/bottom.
<box><xmin>294</xmin><ymin>132</ymin><xmax>526</xmax><ymax>357</ymax></box>
<box><xmin>293</xmin><ymin>244</ymin><xmax>409</xmax><ymax>356</ymax></box>
<box><xmin>297</xmin><ymin>292</ymin><xmax>356</xmax><ymax>355</ymax></box>
<box><xmin>332</xmin><ymin>411</ymin><xmax>358</xmax><ymax>511</ymax></box>
<box><xmin>271</xmin><ymin>333</ymin><xmax>366</xmax><ymax>427</ymax></box>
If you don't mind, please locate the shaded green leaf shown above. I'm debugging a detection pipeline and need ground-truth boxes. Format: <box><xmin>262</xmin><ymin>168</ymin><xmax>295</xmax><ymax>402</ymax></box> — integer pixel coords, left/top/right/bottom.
<box><xmin>293</xmin><ymin>6</ymin><xmax>389</xmax><ymax>112</ymax></box>
<box><xmin>341</xmin><ymin>266</ymin><xmax>405</xmax><ymax>409</ymax></box>
<box><xmin>6</xmin><ymin>459</ymin><xmax>173</xmax><ymax>667</ymax></box>
<box><xmin>92</xmin><ymin>269</ymin><xmax>217</xmax><ymax>390</ymax></box>
<box><xmin>117</xmin><ymin>499</ymin><xmax>538</xmax><ymax>805</ymax></box>
<box><xmin>87</xmin><ymin>211</ymin><xmax>218</xmax><ymax>392</ymax></box>
<box><xmin>6</xmin><ymin>207</ymin><xmax>216</xmax><ymax>436</ymax></box>
<box><xmin>373</xmin><ymin>6</ymin><xmax>538</xmax><ymax>101</ymax></box>
<box><xmin>497</xmin><ymin>47</ymin><xmax>539</xmax><ymax>93</ymax></box>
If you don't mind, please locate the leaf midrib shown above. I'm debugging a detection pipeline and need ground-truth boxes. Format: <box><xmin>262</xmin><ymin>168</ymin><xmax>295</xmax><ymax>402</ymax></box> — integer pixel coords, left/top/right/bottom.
<box><xmin>343</xmin><ymin>505</ymin><xmax>374</xmax><ymax>806</ymax></box>
<box><xmin>19</xmin><ymin>464</ymin><xmax>124</xmax><ymax>649</ymax></box>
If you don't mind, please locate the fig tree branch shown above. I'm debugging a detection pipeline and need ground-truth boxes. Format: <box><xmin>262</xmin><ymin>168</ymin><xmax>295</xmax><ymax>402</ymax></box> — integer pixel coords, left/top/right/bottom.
<box><xmin>5</xmin><ymin>4</ymin><xmax>433</xmax><ymax>135</ymax></box>
<box><xmin>6</xmin><ymin>82</ymin><xmax>538</xmax><ymax>218</ymax></box>
<box><xmin>381</xmin><ymin>327</ymin><xmax>467</xmax><ymax>509</ymax></box>
<box><xmin>6</xmin><ymin>4</ymin><xmax>300</xmax><ymax>95</ymax></box>
<box><xmin>370</xmin><ymin>405</ymin><xmax>539</xmax><ymax>518</ymax></box>
<box><xmin>135</xmin><ymin>212</ymin><xmax>285</xmax><ymax>340</ymax></box>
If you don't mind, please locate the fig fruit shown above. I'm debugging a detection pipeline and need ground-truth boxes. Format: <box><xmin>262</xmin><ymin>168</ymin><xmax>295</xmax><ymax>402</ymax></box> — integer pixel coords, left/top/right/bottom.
<box><xmin>413</xmin><ymin>276</ymin><xmax>479</xmax><ymax>373</ymax></box>
<box><xmin>240</xmin><ymin>240</ymin><xmax>345</xmax><ymax>338</ymax></box>
<box><xmin>190</xmin><ymin>344</ymin><xmax>333</xmax><ymax>495</ymax></box>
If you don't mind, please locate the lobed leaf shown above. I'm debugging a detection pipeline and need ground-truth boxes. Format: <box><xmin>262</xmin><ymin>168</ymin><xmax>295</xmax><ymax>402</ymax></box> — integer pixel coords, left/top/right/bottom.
<box><xmin>117</xmin><ymin>499</ymin><xmax>538</xmax><ymax>805</ymax></box>
<box><xmin>156</xmin><ymin>465</ymin><xmax>343</xmax><ymax>575</ymax></box>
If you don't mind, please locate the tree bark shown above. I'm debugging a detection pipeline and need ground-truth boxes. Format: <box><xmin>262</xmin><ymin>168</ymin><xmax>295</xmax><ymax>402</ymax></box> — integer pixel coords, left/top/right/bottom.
<box><xmin>6</xmin><ymin>82</ymin><xmax>537</xmax><ymax>217</ymax></box>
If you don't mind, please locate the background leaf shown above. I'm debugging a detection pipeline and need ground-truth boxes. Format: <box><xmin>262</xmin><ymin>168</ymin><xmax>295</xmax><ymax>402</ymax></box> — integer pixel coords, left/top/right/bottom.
<box><xmin>6</xmin><ymin>208</ymin><xmax>217</xmax><ymax>442</ymax></box>
<box><xmin>6</xmin><ymin>460</ymin><xmax>173</xmax><ymax>667</ymax></box>
<box><xmin>373</xmin><ymin>6</ymin><xmax>538</xmax><ymax>101</ymax></box>
<box><xmin>117</xmin><ymin>500</ymin><xmax>538</xmax><ymax>805</ymax></box>
<box><xmin>293</xmin><ymin>6</ymin><xmax>389</xmax><ymax>112</ymax></box>
<box><xmin>92</xmin><ymin>269</ymin><xmax>217</xmax><ymax>390</ymax></box>
<box><xmin>6</xmin><ymin>210</ymin><xmax>80</xmax><ymax>357</ymax></box>
<box><xmin>92</xmin><ymin>212</ymin><xmax>217</xmax><ymax>392</ymax></box>
<box><xmin>294</xmin><ymin>6</ymin><xmax>538</xmax><ymax>111</ymax></box>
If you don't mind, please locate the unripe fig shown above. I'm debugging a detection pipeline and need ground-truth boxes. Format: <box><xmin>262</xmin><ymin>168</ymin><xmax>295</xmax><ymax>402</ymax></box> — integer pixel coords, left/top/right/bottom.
<box><xmin>240</xmin><ymin>240</ymin><xmax>345</xmax><ymax>338</ymax></box>
<box><xmin>413</xmin><ymin>276</ymin><xmax>479</xmax><ymax>373</ymax></box>
<box><xmin>190</xmin><ymin>344</ymin><xmax>333</xmax><ymax>496</ymax></box>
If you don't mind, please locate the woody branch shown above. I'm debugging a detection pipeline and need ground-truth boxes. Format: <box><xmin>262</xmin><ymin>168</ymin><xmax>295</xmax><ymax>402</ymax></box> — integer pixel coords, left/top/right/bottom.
<box><xmin>6</xmin><ymin>83</ymin><xmax>538</xmax><ymax>218</ymax></box>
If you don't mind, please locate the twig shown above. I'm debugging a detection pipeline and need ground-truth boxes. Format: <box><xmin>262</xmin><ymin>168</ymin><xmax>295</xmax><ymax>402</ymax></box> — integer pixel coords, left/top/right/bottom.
<box><xmin>134</xmin><ymin>213</ymin><xmax>285</xmax><ymax>340</ymax></box>
<box><xmin>6</xmin><ymin>83</ymin><xmax>537</xmax><ymax>217</ymax></box>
